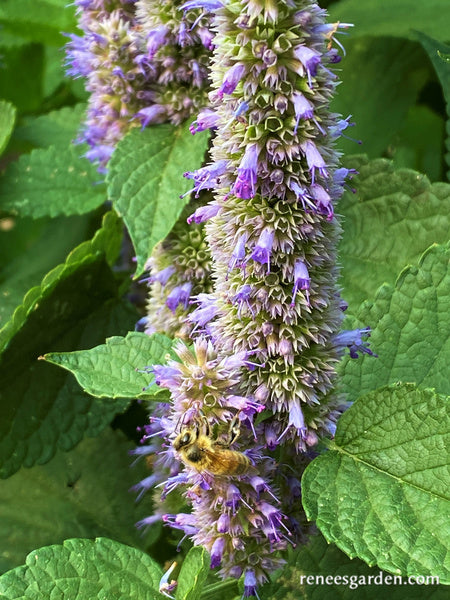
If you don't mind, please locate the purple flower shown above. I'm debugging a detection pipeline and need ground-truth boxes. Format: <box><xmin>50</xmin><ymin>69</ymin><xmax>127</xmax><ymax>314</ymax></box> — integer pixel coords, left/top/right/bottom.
<box><xmin>334</xmin><ymin>327</ymin><xmax>377</xmax><ymax>359</ymax></box>
<box><xmin>190</xmin><ymin>108</ymin><xmax>219</xmax><ymax>134</ymax></box>
<box><xmin>145</xmin><ymin>265</ymin><xmax>176</xmax><ymax>287</ymax></box>
<box><xmin>301</xmin><ymin>140</ymin><xmax>328</xmax><ymax>183</ymax></box>
<box><xmin>293</xmin><ymin>44</ymin><xmax>321</xmax><ymax>87</ymax></box>
<box><xmin>217</xmin><ymin>513</ymin><xmax>230</xmax><ymax>533</ymax></box>
<box><xmin>291</xmin><ymin>259</ymin><xmax>311</xmax><ymax>306</ymax></box>
<box><xmin>228</xmin><ymin>233</ymin><xmax>248</xmax><ymax>273</ymax></box>
<box><xmin>151</xmin><ymin>365</ymin><xmax>180</xmax><ymax>388</ymax></box>
<box><xmin>218</xmin><ymin>63</ymin><xmax>246</xmax><ymax>97</ymax></box>
<box><xmin>210</xmin><ymin>537</ymin><xmax>226</xmax><ymax>568</ymax></box>
<box><xmin>292</xmin><ymin>91</ymin><xmax>314</xmax><ymax>133</ymax></box>
<box><xmin>250</xmin><ymin>228</ymin><xmax>275</xmax><ymax>273</ymax></box>
<box><xmin>232</xmin><ymin>144</ymin><xmax>259</xmax><ymax>199</ymax></box>
<box><xmin>243</xmin><ymin>570</ymin><xmax>258</xmax><ymax>598</ymax></box>
<box><xmin>135</xmin><ymin>105</ymin><xmax>167</xmax><ymax>128</ymax></box>
<box><xmin>187</xmin><ymin>203</ymin><xmax>221</xmax><ymax>224</ymax></box>
<box><xmin>180</xmin><ymin>0</ymin><xmax>223</xmax><ymax>11</ymax></box>
<box><xmin>232</xmin><ymin>284</ymin><xmax>254</xmax><ymax>317</ymax></box>
<box><xmin>183</xmin><ymin>160</ymin><xmax>228</xmax><ymax>197</ymax></box>
<box><xmin>278</xmin><ymin>399</ymin><xmax>306</xmax><ymax>442</ymax></box>
<box><xmin>189</xmin><ymin>295</ymin><xmax>220</xmax><ymax>329</ymax></box>
<box><xmin>310</xmin><ymin>183</ymin><xmax>334</xmax><ymax>220</ymax></box>
<box><xmin>146</xmin><ymin>25</ymin><xmax>170</xmax><ymax>59</ymax></box>
<box><xmin>166</xmin><ymin>282</ymin><xmax>192</xmax><ymax>312</ymax></box>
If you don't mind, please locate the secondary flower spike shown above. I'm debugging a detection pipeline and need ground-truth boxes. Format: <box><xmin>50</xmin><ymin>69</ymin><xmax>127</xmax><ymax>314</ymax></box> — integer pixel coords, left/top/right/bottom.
<box><xmin>65</xmin><ymin>0</ymin><xmax>212</xmax><ymax>169</ymax></box>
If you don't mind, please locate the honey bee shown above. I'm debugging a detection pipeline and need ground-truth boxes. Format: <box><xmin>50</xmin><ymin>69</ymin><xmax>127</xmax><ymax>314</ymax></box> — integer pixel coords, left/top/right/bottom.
<box><xmin>173</xmin><ymin>415</ymin><xmax>251</xmax><ymax>476</ymax></box>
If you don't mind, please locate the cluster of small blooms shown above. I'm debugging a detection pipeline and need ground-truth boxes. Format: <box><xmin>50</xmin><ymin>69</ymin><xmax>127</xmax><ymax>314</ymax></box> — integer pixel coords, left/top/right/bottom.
<box><xmin>133</xmin><ymin>0</ymin><xmax>376</xmax><ymax>594</ymax></box>
<box><xmin>149</xmin><ymin>338</ymin><xmax>288</xmax><ymax>587</ymax></box>
<box><xmin>140</xmin><ymin>195</ymin><xmax>214</xmax><ymax>339</ymax></box>
<box><xmin>65</xmin><ymin>0</ymin><xmax>212</xmax><ymax>169</ymax></box>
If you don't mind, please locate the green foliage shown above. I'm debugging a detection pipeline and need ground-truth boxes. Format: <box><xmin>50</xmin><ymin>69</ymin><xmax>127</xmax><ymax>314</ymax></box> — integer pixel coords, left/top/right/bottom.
<box><xmin>0</xmin><ymin>538</ymin><xmax>164</xmax><ymax>599</ymax></box>
<box><xmin>415</xmin><ymin>32</ymin><xmax>450</xmax><ymax>179</ymax></box>
<box><xmin>340</xmin><ymin>241</ymin><xmax>450</xmax><ymax>401</ymax></box>
<box><xmin>0</xmin><ymin>429</ymin><xmax>157</xmax><ymax>573</ymax></box>
<box><xmin>0</xmin><ymin>213</ymin><xmax>137</xmax><ymax>478</ymax></box>
<box><xmin>338</xmin><ymin>156</ymin><xmax>450</xmax><ymax>307</ymax></box>
<box><xmin>0</xmin><ymin>0</ymin><xmax>77</xmax><ymax>46</ymax></box>
<box><xmin>330</xmin><ymin>0</ymin><xmax>449</xmax><ymax>41</ymax></box>
<box><xmin>0</xmin><ymin>44</ymin><xmax>44</xmax><ymax>112</ymax></box>
<box><xmin>106</xmin><ymin>122</ymin><xmax>210</xmax><ymax>275</ymax></box>
<box><xmin>0</xmin><ymin>215</ymin><xmax>93</xmax><ymax>328</ymax></box>
<box><xmin>44</xmin><ymin>332</ymin><xmax>175</xmax><ymax>400</ymax></box>
<box><xmin>389</xmin><ymin>105</ymin><xmax>445</xmax><ymax>180</ymax></box>
<box><xmin>14</xmin><ymin>104</ymin><xmax>86</xmax><ymax>149</ymax></box>
<box><xmin>302</xmin><ymin>384</ymin><xmax>450</xmax><ymax>583</ymax></box>
<box><xmin>0</xmin><ymin>144</ymin><xmax>106</xmax><ymax>217</ymax></box>
<box><xmin>261</xmin><ymin>534</ymin><xmax>446</xmax><ymax>599</ymax></box>
<box><xmin>0</xmin><ymin>101</ymin><xmax>16</xmax><ymax>156</ymax></box>
<box><xmin>331</xmin><ymin>38</ymin><xmax>429</xmax><ymax>158</ymax></box>
<box><xmin>176</xmin><ymin>547</ymin><xmax>210</xmax><ymax>600</ymax></box>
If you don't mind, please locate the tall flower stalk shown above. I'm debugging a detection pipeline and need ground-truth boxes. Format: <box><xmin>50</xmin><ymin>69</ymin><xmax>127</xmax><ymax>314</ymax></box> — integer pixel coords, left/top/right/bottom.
<box><xmin>136</xmin><ymin>0</ymin><xmax>377</xmax><ymax>594</ymax></box>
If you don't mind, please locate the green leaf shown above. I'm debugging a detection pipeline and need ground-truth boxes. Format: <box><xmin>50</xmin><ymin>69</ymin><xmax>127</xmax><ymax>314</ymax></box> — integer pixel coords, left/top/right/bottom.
<box><xmin>0</xmin><ymin>215</ymin><xmax>95</xmax><ymax>329</ymax></box>
<box><xmin>44</xmin><ymin>331</ymin><xmax>175</xmax><ymax>400</ymax></box>
<box><xmin>330</xmin><ymin>37</ymin><xmax>428</xmax><ymax>158</ymax></box>
<box><xmin>261</xmin><ymin>534</ymin><xmax>446</xmax><ymax>599</ymax></box>
<box><xmin>107</xmin><ymin>122</ymin><xmax>210</xmax><ymax>276</ymax></box>
<box><xmin>0</xmin><ymin>538</ymin><xmax>164</xmax><ymax>599</ymax></box>
<box><xmin>176</xmin><ymin>547</ymin><xmax>210</xmax><ymax>600</ymax></box>
<box><xmin>0</xmin><ymin>44</ymin><xmax>44</xmax><ymax>113</ymax></box>
<box><xmin>0</xmin><ymin>428</ymin><xmax>159</xmax><ymax>573</ymax></box>
<box><xmin>0</xmin><ymin>213</ymin><xmax>134</xmax><ymax>478</ymax></box>
<box><xmin>0</xmin><ymin>0</ymin><xmax>77</xmax><ymax>46</ymax></box>
<box><xmin>0</xmin><ymin>144</ymin><xmax>105</xmax><ymax>218</ymax></box>
<box><xmin>388</xmin><ymin>105</ymin><xmax>445</xmax><ymax>182</ymax></box>
<box><xmin>0</xmin><ymin>101</ymin><xmax>16</xmax><ymax>156</ymax></box>
<box><xmin>415</xmin><ymin>32</ymin><xmax>450</xmax><ymax>180</ymax></box>
<box><xmin>340</xmin><ymin>241</ymin><xmax>450</xmax><ymax>401</ymax></box>
<box><xmin>338</xmin><ymin>156</ymin><xmax>450</xmax><ymax>307</ymax></box>
<box><xmin>14</xmin><ymin>104</ymin><xmax>86</xmax><ymax>149</ymax></box>
<box><xmin>302</xmin><ymin>384</ymin><xmax>450</xmax><ymax>583</ymax></box>
<box><xmin>330</xmin><ymin>0</ymin><xmax>449</xmax><ymax>41</ymax></box>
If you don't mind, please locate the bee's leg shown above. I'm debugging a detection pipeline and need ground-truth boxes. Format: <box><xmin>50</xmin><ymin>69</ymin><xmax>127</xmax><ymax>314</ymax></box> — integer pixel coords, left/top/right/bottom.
<box><xmin>227</xmin><ymin>414</ymin><xmax>241</xmax><ymax>446</ymax></box>
<box><xmin>200</xmin><ymin>414</ymin><xmax>210</xmax><ymax>437</ymax></box>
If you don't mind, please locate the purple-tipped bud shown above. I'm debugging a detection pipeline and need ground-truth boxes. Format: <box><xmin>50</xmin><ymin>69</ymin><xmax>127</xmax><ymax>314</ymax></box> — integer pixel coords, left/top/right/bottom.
<box><xmin>218</xmin><ymin>63</ymin><xmax>246</xmax><ymax>97</ymax></box>
<box><xmin>190</xmin><ymin>108</ymin><xmax>220</xmax><ymax>134</ymax></box>
<box><xmin>243</xmin><ymin>570</ymin><xmax>258</xmax><ymax>598</ymax></box>
<box><xmin>187</xmin><ymin>203</ymin><xmax>221</xmax><ymax>224</ymax></box>
<box><xmin>217</xmin><ymin>513</ymin><xmax>230</xmax><ymax>533</ymax></box>
<box><xmin>183</xmin><ymin>160</ymin><xmax>228</xmax><ymax>197</ymax></box>
<box><xmin>166</xmin><ymin>282</ymin><xmax>192</xmax><ymax>313</ymax></box>
<box><xmin>226</xmin><ymin>484</ymin><xmax>241</xmax><ymax>512</ymax></box>
<box><xmin>210</xmin><ymin>537</ymin><xmax>226</xmax><ymax>568</ymax></box>
<box><xmin>152</xmin><ymin>365</ymin><xmax>181</xmax><ymax>388</ymax></box>
<box><xmin>291</xmin><ymin>260</ymin><xmax>310</xmax><ymax>306</ymax></box>
<box><xmin>146</xmin><ymin>26</ymin><xmax>169</xmax><ymax>59</ymax></box>
<box><xmin>292</xmin><ymin>91</ymin><xmax>314</xmax><ymax>133</ymax></box>
<box><xmin>301</xmin><ymin>140</ymin><xmax>328</xmax><ymax>183</ymax></box>
<box><xmin>148</xmin><ymin>265</ymin><xmax>176</xmax><ymax>287</ymax></box>
<box><xmin>293</xmin><ymin>44</ymin><xmax>321</xmax><ymax>86</ymax></box>
<box><xmin>228</xmin><ymin>233</ymin><xmax>248</xmax><ymax>272</ymax></box>
<box><xmin>250</xmin><ymin>228</ymin><xmax>275</xmax><ymax>273</ymax></box>
<box><xmin>136</xmin><ymin>105</ymin><xmax>167</xmax><ymax>128</ymax></box>
<box><xmin>232</xmin><ymin>144</ymin><xmax>259</xmax><ymax>199</ymax></box>
<box><xmin>310</xmin><ymin>183</ymin><xmax>334</xmax><ymax>220</ymax></box>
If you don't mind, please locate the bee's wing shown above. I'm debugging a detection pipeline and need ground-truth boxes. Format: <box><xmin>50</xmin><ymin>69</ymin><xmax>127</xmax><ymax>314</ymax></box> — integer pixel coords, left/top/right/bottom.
<box><xmin>202</xmin><ymin>447</ymin><xmax>236</xmax><ymax>471</ymax></box>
